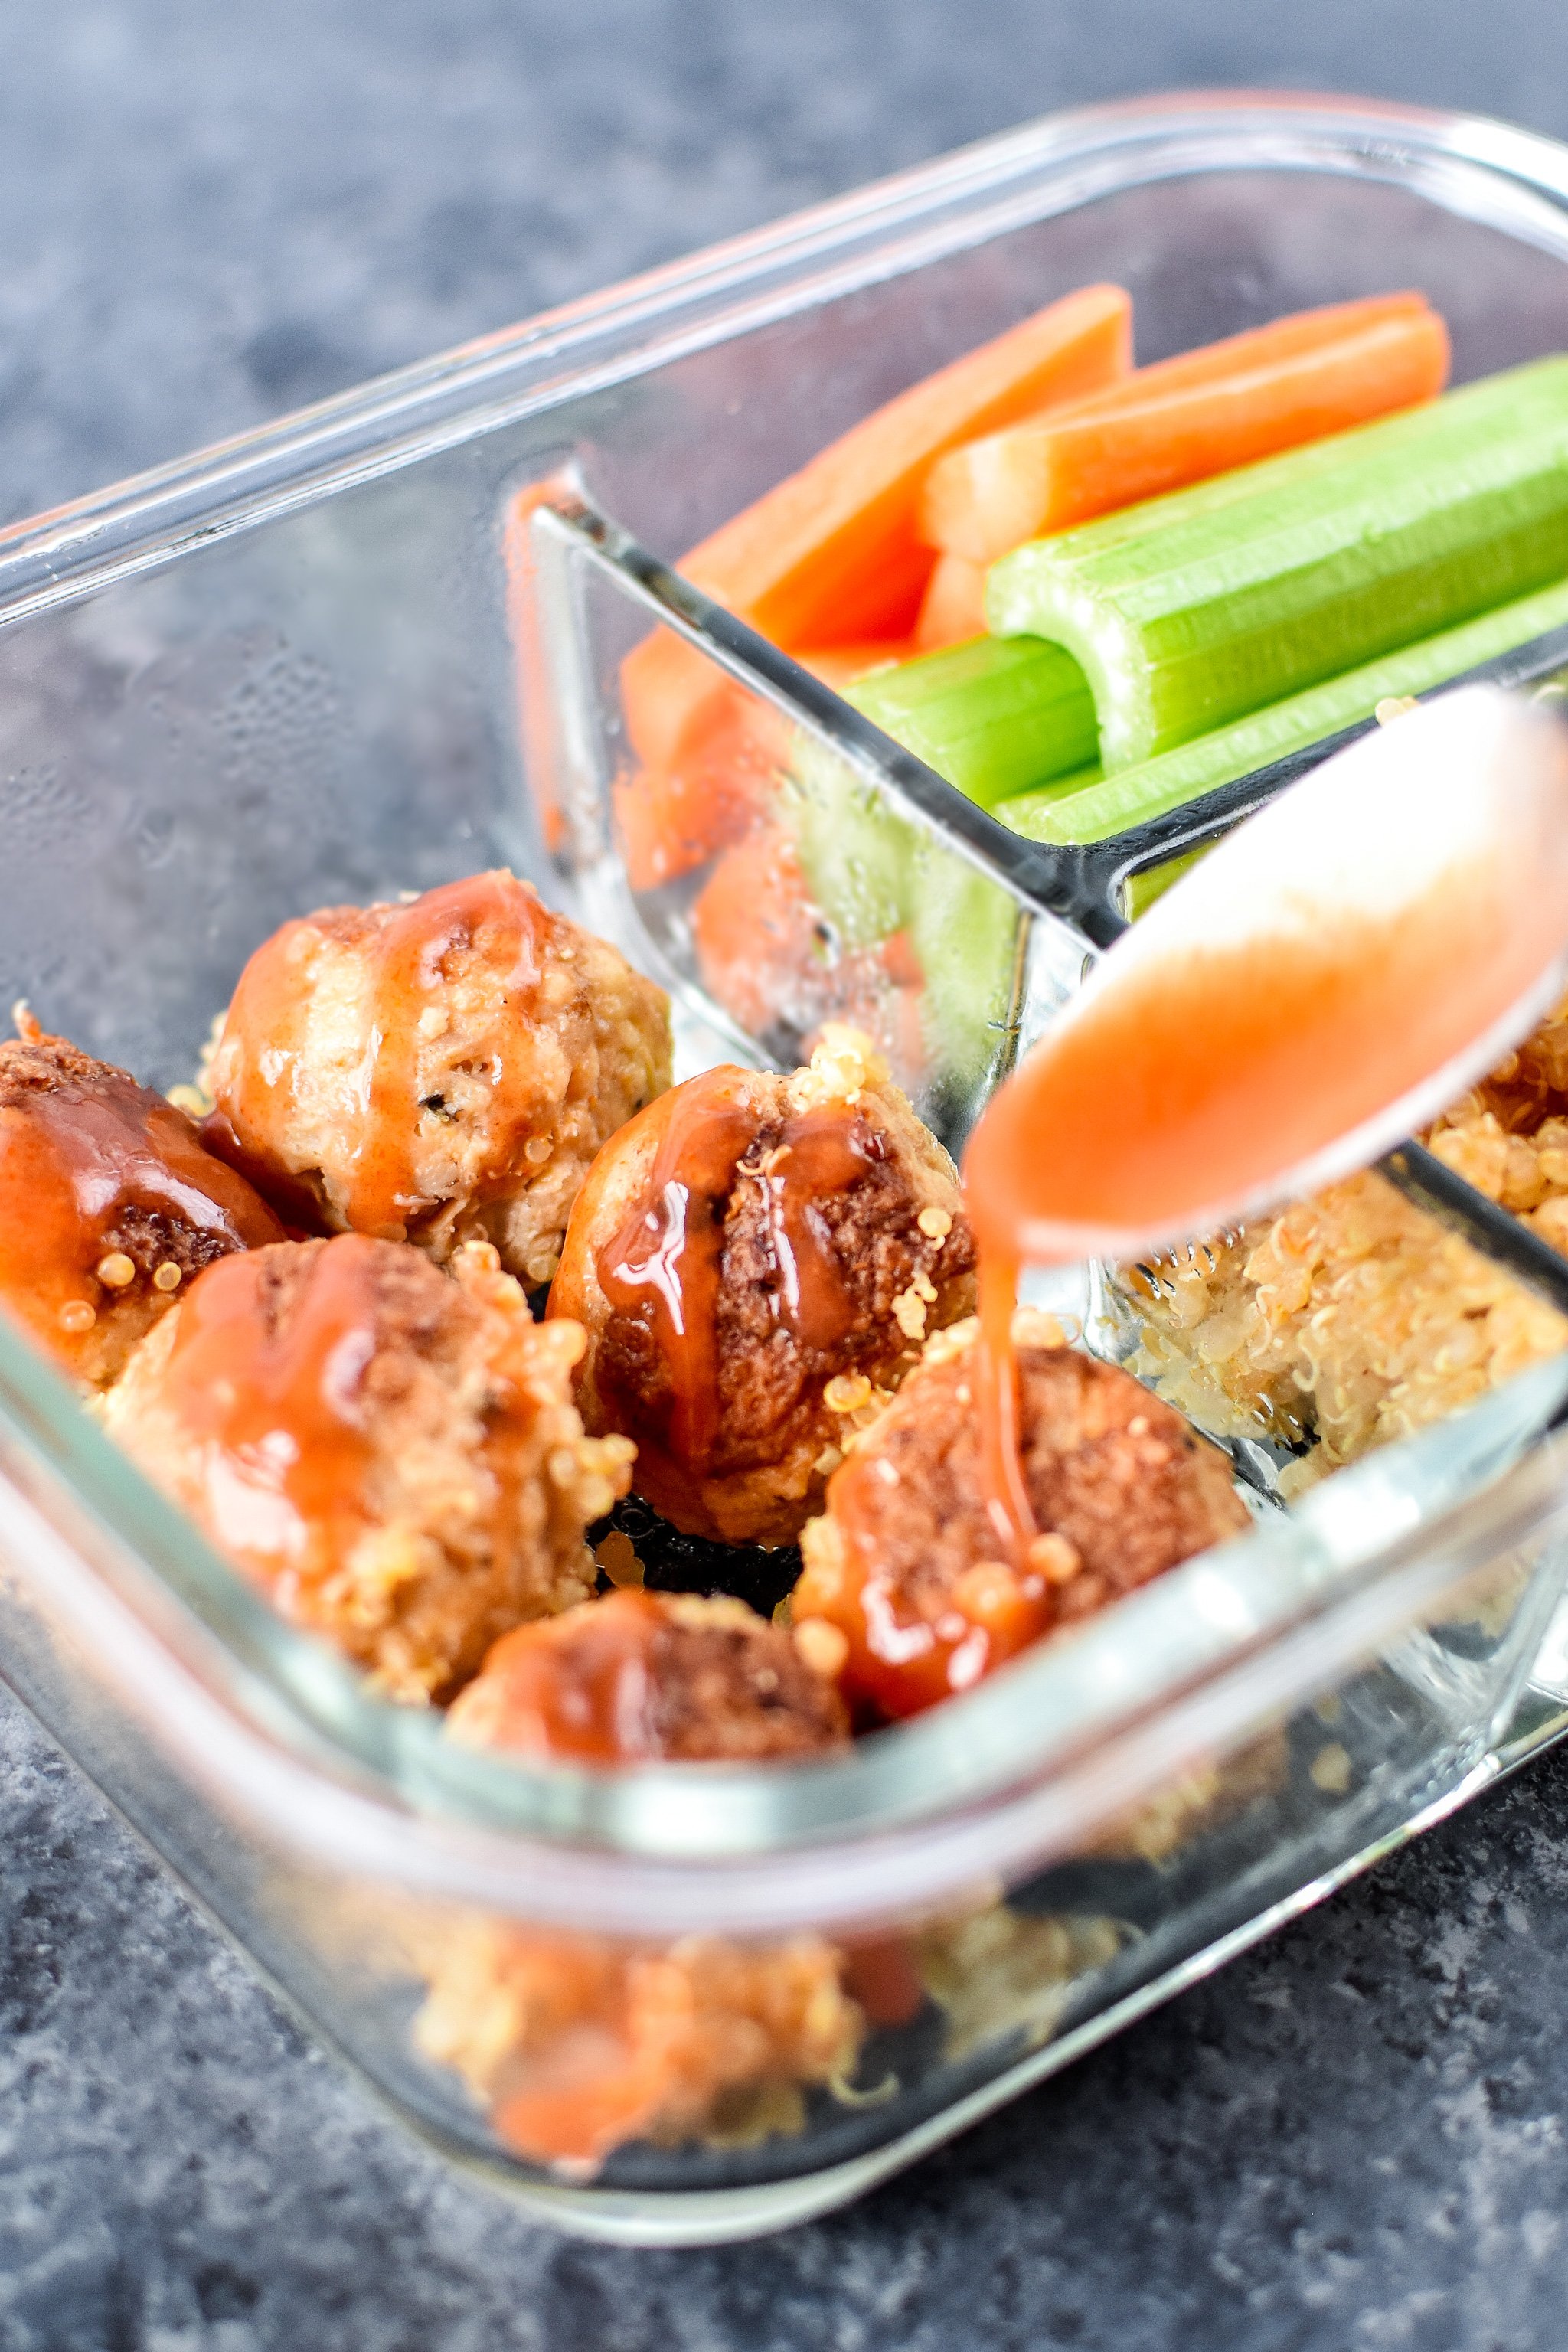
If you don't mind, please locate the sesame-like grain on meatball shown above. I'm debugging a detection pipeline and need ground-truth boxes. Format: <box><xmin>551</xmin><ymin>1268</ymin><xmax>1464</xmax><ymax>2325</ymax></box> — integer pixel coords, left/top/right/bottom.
<box><xmin>448</xmin><ymin>1586</ymin><xmax>849</xmax><ymax>1763</ymax></box>
<box><xmin>0</xmin><ymin>1017</ymin><xmax>285</xmax><ymax>1388</ymax></box>
<box><xmin>103</xmin><ymin>1233</ymin><xmax>631</xmax><ymax>1702</ymax></box>
<box><xmin>204</xmin><ymin>870</ymin><xmax>671</xmax><ymax>1284</ymax></box>
<box><xmin>793</xmin><ymin>1312</ymin><xmax>1251</xmax><ymax>1722</ymax></box>
<box><xmin>549</xmin><ymin>1025</ymin><xmax>975</xmax><ymax>1546</ymax></box>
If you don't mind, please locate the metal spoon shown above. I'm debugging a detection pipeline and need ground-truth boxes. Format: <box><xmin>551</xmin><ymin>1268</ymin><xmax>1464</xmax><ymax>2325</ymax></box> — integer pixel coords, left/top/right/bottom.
<box><xmin>963</xmin><ymin>683</ymin><xmax>1568</xmax><ymax>1273</ymax></box>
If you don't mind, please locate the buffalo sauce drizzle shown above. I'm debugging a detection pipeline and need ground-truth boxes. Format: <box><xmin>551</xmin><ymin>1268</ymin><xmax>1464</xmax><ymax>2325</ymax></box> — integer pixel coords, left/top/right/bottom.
<box><xmin>220</xmin><ymin>871</ymin><xmax>551</xmax><ymax>1237</ymax></box>
<box><xmin>596</xmin><ymin>1070</ymin><xmax>872</xmax><ymax>1478</ymax></box>
<box><xmin>816</xmin><ymin>1354</ymin><xmax>1052</xmax><ymax>1721</ymax></box>
<box><xmin>803</xmin><ymin>1164</ymin><xmax>1044</xmax><ymax>1721</ymax></box>
<box><xmin>475</xmin><ymin>1589</ymin><xmax>667</xmax><ymax>1762</ymax></box>
<box><xmin>958</xmin><ymin>888</ymin><xmax>1535</xmax><ymax>1601</ymax></box>
<box><xmin>819</xmin><ymin>895</ymin><xmax>1517</xmax><ymax>1714</ymax></box>
<box><xmin>153</xmin><ymin>1233</ymin><xmax>387</xmax><ymax>1594</ymax></box>
<box><xmin>0</xmin><ymin>1066</ymin><xmax>283</xmax><ymax>1354</ymax></box>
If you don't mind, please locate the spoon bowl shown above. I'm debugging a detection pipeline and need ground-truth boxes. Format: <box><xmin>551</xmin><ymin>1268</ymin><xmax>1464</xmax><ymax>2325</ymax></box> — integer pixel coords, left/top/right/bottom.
<box><xmin>965</xmin><ymin>684</ymin><xmax>1568</xmax><ymax>1268</ymax></box>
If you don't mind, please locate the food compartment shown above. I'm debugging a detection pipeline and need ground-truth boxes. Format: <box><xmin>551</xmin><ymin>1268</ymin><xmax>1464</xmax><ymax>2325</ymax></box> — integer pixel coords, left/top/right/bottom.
<box><xmin>1109</xmin><ymin>985</ymin><xmax>1568</xmax><ymax>1498</ymax></box>
<box><xmin>4</xmin><ymin>1291</ymin><xmax>1563</xmax><ymax>2235</ymax></box>
<box><xmin>2</xmin><ymin>1272</ymin><xmax>1561</xmax><ymax>2240</ymax></box>
<box><xmin>519</xmin><ymin>493</ymin><xmax>1043</xmax><ymax>1152</ymax></box>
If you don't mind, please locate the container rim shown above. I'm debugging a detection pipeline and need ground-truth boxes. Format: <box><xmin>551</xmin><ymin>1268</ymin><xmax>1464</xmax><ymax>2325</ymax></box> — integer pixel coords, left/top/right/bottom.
<box><xmin>6</xmin><ymin>88</ymin><xmax>1568</xmax><ymax>1929</ymax></box>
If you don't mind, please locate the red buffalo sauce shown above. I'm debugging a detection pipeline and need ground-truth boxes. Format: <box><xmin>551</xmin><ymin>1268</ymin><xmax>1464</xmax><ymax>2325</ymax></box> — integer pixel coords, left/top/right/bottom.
<box><xmin>452</xmin><ymin>1588</ymin><xmax>668</xmax><ymax>1763</ymax></box>
<box><xmin>962</xmin><ymin>867</ymin><xmax>1556</xmax><ymax>1566</ymax></box>
<box><xmin>592</xmin><ymin>1067</ymin><xmax>874</xmax><ymax>1488</ymax></box>
<box><xmin>812</xmin><ymin>1441</ymin><xmax>1054</xmax><ymax>1719</ymax></box>
<box><xmin>217</xmin><ymin>871</ymin><xmax>551</xmax><ymax>1237</ymax></box>
<box><xmin>149</xmin><ymin>1233</ymin><xmax>391</xmax><ymax>1598</ymax></box>
<box><xmin>595</xmin><ymin>1073</ymin><xmax>756</xmax><ymax>1474</ymax></box>
<box><xmin>0</xmin><ymin>1045</ymin><xmax>283</xmax><ymax>1371</ymax></box>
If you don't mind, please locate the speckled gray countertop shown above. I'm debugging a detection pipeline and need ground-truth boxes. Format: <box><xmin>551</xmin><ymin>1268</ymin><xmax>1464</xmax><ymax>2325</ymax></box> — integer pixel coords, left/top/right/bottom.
<box><xmin>8</xmin><ymin>5</ymin><xmax>1568</xmax><ymax>2346</ymax></box>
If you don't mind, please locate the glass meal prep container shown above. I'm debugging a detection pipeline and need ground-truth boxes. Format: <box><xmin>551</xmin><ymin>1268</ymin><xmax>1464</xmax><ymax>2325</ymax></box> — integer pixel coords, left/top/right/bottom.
<box><xmin>8</xmin><ymin>90</ymin><xmax>1568</xmax><ymax>2246</ymax></box>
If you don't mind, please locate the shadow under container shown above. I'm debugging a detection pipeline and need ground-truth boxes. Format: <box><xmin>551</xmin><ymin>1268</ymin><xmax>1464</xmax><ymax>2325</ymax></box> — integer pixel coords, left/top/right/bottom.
<box><xmin>3</xmin><ymin>93</ymin><xmax>1568</xmax><ymax>2241</ymax></box>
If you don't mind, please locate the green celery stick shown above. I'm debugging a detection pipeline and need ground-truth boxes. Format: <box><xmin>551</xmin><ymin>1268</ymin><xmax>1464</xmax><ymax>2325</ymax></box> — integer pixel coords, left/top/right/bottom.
<box><xmin>906</xmin><ymin>842</ymin><xmax>1022</xmax><ymax>1085</ymax></box>
<box><xmin>1122</xmin><ymin>845</ymin><xmax>1207</xmax><ymax>919</ymax></box>
<box><xmin>780</xmin><ymin>736</ymin><xmax>915</xmax><ymax>950</ymax></box>
<box><xmin>987</xmin><ymin>358</ymin><xmax>1568</xmax><ymax>772</ymax></box>
<box><xmin>998</xmin><ymin>569</ymin><xmax>1568</xmax><ymax>847</ymax></box>
<box><xmin>780</xmin><ymin>635</ymin><xmax>1097</xmax><ymax>971</ymax></box>
<box><xmin>844</xmin><ymin>632</ymin><xmax>1098</xmax><ymax>808</ymax></box>
<box><xmin>780</xmin><ymin>747</ymin><xmax>1020</xmax><ymax>1087</ymax></box>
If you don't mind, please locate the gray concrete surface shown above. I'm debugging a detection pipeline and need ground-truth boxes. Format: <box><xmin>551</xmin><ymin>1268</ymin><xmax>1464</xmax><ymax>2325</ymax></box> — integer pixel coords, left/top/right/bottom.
<box><xmin>6</xmin><ymin>2</ymin><xmax>1568</xmax><ymax>2344</ymax></box>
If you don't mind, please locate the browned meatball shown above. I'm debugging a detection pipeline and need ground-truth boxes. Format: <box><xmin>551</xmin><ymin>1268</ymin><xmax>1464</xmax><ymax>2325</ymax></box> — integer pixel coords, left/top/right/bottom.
<box><xmin>447</xmin><ymin>1586</ymin><xmax>849</xmax><ymax>1762</ymax></box>
<box><xmin>204</xmin><ymin>870</ymin><xmax>671</xmax><ymax>1282</ymax></box>
<box><xmin>549</xmin><ymin>1026</ymin><xmax>975</xmax><ymax>1545</ymax></box>
<box><xmin>420</xmin><ymin>1583</ymin><xmax>859</xmax><ymax>2171</ymax></box>
<box><xmin>793</xmin><ymin>1312</ymin><xmax>1251</xmax><ymax>1721</ymax></box>
<box><xmin>0</xmin><ymin>1018</ymin><xmax>285</xmax><ymax>1388</ymax></box>
<box><xmin>103</xmin><ymin>1232</ymin><xmax>631</xmax><ymax>1701</ymax></box>
<box><xmin>414</xmin><ymin>1920</ymin><xmax>863</xmax><ymax>2173</ymax></box>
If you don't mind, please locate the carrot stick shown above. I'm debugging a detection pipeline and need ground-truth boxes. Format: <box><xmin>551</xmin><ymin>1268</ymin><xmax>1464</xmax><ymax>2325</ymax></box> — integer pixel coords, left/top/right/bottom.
<box><xmin>919</xmin><ymin>293</ymin><xmax>1450</xmax><ymax>564</ymax></box>
<box><xmin>620</xmin><ymin>626</ymin><xmax>737</xmax><ymax>773</ymax></box>
<box><xmin>914</xmin><ymin>552</ymin><xmax>988</xmax><ymax>650</ymax></box>
<box><xmin>615</xmin><ymin>287</ymin><xmax>1129</xmax><ymax>887</ymax></box>
<box><xmin>691</xmin><ymin>825</ymin><xmax>820</xmax><ymax>1033</ymax></box>
<box><xmin>613</xmin><ymin>694</ymin><xmax>784</xmax><ymax>890</ymax></box>
<box><xmin>677</xmin><ymin>283</ymin><xmax>1132</xmax><ymax>647</ymax></box>
<box><xmin>692</xmin><ymin>825</ymin><xmax>925</xmax><ymax>1070</ymax></box>
<box><xmin>614</xmin><ymin>640</ymin><xmax>909</xmax><ymax>890</ymax></box>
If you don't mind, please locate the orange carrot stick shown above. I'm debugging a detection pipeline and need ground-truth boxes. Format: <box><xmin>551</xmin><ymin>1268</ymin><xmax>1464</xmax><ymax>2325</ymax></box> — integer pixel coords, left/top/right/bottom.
<box><xmin>615</xmin><ymin>286</ymin><xmax>1129</xmax><ymax>887</ymax></box>
<box><xmin>919</xmin><ymin>293</ymin><xmax>1450</xmax><ymax>564</ymax></box>
<box><xmin>620</xmin><ymin>626</ymin><xmax>737</xmax><ymax>773</ymax></box>
<box><xmin>675</xmin><ymin>282</ymin><xmax>1132</xmax><ymax>647</ymax></box>
<box><xmin>914</xmin><ymin>551</ymin><xmax>988</xmax><ymax>650</ymax></box>
<box><xmin>613</xmin><ymin>695</ymin><xmax>784</xmax><ymax>891</ymax></box>
<box><xmin>692</xmin><ymin>825</ymin><xmax>925</xmax><ymax>1073</ymax></box>
<box><xmin>615</xmin><ymin>641</ymin><xmax>910</xmax><ymax>890</ymax></box>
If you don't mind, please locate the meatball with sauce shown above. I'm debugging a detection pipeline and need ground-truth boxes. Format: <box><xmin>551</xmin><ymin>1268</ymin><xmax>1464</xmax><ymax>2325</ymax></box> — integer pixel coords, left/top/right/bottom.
<box><xmin>204</xmin><ymin>870</ymin><xmax>671</xmax><ymax>1285</ymax></box>
<box><xmin>103</xmin><ymin>1232</ymin><xmax>630</xmax><ymax>1702</ymax></box>
<box><xmin>793</xmin><ymin>1311</ymin><xmax>1251</xmax><ymax>1722</ymax></box>
<box><xmin>0</xmin><ymin>1015</ymin><xmax>285</xmax><ymax>1388</ymax></box>
<box><xmin>549</xmin><ymin>1025</ymin><xmax>976</xmax><ymax>1545</ymax></box>
<box><xmin>414</xmin><ymin>1916</ymin><xmax>864</xmax><ymax>2173</ymax></box>
<box><xmin>419</xmin><ymin>1586</ymin><xmax>861</xmax><ymax>2171</ymax></box>
<box><xmin>448</xmin><ymin>1586</ymin><xmax>849</xmax><ymax>1762</ymax></box>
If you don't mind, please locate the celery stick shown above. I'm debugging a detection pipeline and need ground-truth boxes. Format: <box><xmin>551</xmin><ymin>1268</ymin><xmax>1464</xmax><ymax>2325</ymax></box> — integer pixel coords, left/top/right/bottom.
<box><xmin>987</xmin><ymin>358</ymin><xmax>1568</xmax><ymax>771</ymax></box>
<box><xmin>998</xmin><ymin>569</ymin><xmax>1568</xmax><ymax>847</ymax></box>
<box><xmin>844</xmin><ymin>632</ymin><xmax>1097</xmax><ymax>808</ymax></box>
<box><xmin>781</xmin><ymin>639</ymin><xmax>1096</xmax><ymax>985</ymax></box>
<box><xmin>1122</xmin><ymin>846</ymin><xmax>1207</xmax><ymax>919</ymax></box>
<box><xmin>781</xmin><ymin>736</ymin><xmax>914</xmax><ymax>949</ymax></box>
<box><xmin>906</xmin><ymin>843</ymin><xmax>1022</xmax><ymax>1083</ymax></box>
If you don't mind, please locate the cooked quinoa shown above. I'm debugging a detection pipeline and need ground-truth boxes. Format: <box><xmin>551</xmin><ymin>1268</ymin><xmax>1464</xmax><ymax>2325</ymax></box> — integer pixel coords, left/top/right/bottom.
<box><xmin>1124</xmin><ymin>993</ymin><xmax>1568</xmax><ymax>1490</ymax></box>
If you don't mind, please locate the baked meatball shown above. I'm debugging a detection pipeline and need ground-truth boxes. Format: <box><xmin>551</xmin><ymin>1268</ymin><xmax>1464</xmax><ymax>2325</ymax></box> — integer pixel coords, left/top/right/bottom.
<box><xmin>793</xmin><ymin>1312</ymin><xmax>1251</xmax><ymax>1721</ymax></box>
<box><xmin>549</xmin><ymin>1025</ymin><xmax>975</xmax><ymax>1544</ymax></box>
<box><xmin>103</xmin><ymin>1232</ymin><xmax>630</xmax><ymax>1701</ymax></box>
<box><xmin>448</xmin><ymin>1587</ymin><xmax>849</xmax><ymax>1762</ymax></box>
<box><xmin>204</xmin><ymin>870</ymin><xmax>671</xmax><ymax>1283</ymax></box>
<box><xmin>0</xmin><ymin>1016</ymin><xmax>284</xmax><ymax>1388</ymax></box>
<box><xmin>420</xmin><ymin>1586</ymin><xmax>858</xmax><ymax>2171</ymax></box>
<box><xmin>414</xmin><ymin>1920</ymin><xmax>863</xmax><ymax>2173</ymax></box>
